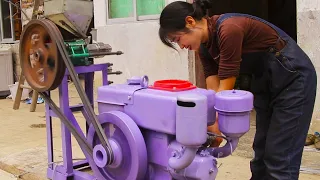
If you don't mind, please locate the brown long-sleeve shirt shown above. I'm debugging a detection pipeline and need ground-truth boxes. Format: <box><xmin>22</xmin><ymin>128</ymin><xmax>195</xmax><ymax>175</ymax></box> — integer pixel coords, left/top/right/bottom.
<box><xmin>199</xmin><ymin>15</ymin><xmax>286</xmax><ymax>80</ymax></box>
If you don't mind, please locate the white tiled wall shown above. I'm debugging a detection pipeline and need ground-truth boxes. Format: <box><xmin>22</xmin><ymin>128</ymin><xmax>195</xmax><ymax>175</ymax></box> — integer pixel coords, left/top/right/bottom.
<box><xmin>92</xmin><ymin>0</ymin><xmax>190</xmax><ymax>85</ymax></box>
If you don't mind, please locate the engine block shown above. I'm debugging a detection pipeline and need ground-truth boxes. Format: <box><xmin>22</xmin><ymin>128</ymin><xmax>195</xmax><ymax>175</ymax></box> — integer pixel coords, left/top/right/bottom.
<box><xmin>90</xmin><ymin>76</ymin><xmax>254</xmax><ymax>180</ymax></box>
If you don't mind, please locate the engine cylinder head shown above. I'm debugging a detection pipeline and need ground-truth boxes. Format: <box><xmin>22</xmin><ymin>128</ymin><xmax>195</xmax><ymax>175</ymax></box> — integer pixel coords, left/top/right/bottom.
<box><xmin>176</xmin><ymin>94</ymin><xmax>208</xmax><ymax>146</ymax></box>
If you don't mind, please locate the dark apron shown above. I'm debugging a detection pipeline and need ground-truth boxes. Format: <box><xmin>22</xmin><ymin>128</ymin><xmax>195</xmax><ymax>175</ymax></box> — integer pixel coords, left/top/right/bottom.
<box><xmin>202</xmin><ymin>13</ymin><xmax>317</xmax><ymax>180</ymax></box>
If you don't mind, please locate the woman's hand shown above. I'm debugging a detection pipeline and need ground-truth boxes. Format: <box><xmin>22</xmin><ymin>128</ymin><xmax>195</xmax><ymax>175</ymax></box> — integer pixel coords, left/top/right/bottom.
<box><xmin>207</xmin><ymin>115</ymin><xmax>223</xmax><ymax>147</ymax></box>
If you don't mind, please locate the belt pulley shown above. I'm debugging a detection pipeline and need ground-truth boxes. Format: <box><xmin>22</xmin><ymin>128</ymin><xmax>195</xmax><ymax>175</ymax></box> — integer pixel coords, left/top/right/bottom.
<box><xmin>19</xmin><ymin>19</ymin><xmax>114</xmax><ymax>164</ymax></box>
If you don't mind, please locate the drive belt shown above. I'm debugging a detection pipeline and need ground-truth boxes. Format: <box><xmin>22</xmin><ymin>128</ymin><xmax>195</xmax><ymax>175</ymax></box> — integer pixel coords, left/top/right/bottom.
<box><xmin>39</xmin><ymin>20</ymin><xmax>114</xmax><ymax>164</ymax></box>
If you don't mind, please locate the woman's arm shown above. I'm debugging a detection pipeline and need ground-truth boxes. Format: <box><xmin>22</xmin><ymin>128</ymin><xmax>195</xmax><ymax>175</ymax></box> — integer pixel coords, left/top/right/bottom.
<box><xmin>218</xmin><ymin>76</ymin><xmax>237</xmax><ymax>92</ymax></box>
<box><xmin>206</xmin><ymin>75</ymin><xmax>237</xmax><ymax>147</ymax></box>
<box><xmin>205</xmin><ymin>21</ymin><xmax>244</xmax><ymax>147</ymax></box>
<box><xmin>206</xmin><ymin>75</ymin><xmax>220</xmax><ymax>91</ymax></box>
<box><xmin>206</xmin><ymin>75</ymin><xmax>236</xmax><ymax>92</ymax></box>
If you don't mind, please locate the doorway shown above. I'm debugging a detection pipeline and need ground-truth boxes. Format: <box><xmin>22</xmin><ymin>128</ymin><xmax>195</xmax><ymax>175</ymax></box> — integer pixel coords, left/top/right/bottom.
<box><xmin>195</xmin><ymin>0</ymin><xmax>297</xmax><ymax>88</ymax></box>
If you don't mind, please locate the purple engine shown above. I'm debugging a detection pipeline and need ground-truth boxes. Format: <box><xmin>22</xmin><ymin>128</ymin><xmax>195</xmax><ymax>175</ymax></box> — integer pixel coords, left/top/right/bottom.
<box><xmin>89</xmin><ymin>76</ymin><xmax>253</xmax><ymax>180</ymax></box>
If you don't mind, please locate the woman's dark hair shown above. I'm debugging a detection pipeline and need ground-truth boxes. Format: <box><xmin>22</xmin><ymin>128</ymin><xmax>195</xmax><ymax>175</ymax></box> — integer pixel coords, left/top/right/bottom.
<box><xmin>159</xmin><ymin>0</ymin><xmax>213</xmax><ymax>49</ymax></box>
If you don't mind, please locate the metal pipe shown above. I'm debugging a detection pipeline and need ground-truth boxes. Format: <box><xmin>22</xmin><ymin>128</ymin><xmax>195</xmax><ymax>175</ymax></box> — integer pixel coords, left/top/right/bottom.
<box><xmin>168</xmin><ymin>147</ymin><xmax>198</xmax><ymax>170</ymax></box>
<box><xmin>206</xmin><ymin>137</ymin><xmax>240</xmax><ymax>158</ymax></box>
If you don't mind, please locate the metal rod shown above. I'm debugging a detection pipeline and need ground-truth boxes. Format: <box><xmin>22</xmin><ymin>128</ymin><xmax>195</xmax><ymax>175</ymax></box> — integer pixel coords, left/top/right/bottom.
<box><xmin>108</xmin><ymin>71</ymin><xmax>122</xmax><ymax>75</ymax></box>
<box><xmin>89</xmin><ymin>51</ymin><xmax>123</xmax><ymax>57</ymax></box>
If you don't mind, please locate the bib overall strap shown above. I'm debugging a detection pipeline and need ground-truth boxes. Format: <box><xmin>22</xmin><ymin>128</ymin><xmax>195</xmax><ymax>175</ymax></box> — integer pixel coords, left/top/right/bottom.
<box><xmin>215</xmin><ymin>13</ymin><xmax>289</xmax><ymax>43</ymax></box>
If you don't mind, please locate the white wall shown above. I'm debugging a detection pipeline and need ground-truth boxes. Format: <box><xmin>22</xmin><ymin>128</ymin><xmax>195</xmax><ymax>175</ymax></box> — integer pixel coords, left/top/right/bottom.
<box><xmin>92</xmin><ymin>0</ymin><xmax>190</xmax><ymax>85</ymax></box>
<box><xmin>297</xmin><ymin>0</ymin><xmax>320</xmax><ymax>131</ymax></box>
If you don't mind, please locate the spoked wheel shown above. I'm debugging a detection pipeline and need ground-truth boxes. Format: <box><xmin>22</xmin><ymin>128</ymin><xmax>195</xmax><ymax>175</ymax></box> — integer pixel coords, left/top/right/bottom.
<box><xmin>87</xmin><ymin>111</ymin><xmax>148</xmax><ymax>180</ymax></box>
<box><xmin>19</xmin><ymin>19</ymin><xmax>66</xmax><ymax>92</ymax></box>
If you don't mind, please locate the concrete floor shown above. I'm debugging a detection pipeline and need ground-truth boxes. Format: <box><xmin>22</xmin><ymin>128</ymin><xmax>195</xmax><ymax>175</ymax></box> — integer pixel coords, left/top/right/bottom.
<box><xmin>0</xmin><ymin>169</ymin><xmax>16</xmax><ymax>180</ymax></box>
<box><xmin>0</xmin><ymin>83</ymin><xmax>319</xmax><ymax>180</ymax></box>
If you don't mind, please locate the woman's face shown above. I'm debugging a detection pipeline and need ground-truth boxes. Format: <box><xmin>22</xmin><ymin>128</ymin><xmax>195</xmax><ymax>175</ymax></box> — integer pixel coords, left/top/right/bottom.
<box><xmin>169</xmin><ymin>16</ymin><xmax>207</xmax><ymax>51</ymax></box>
<box><xmin>170</xmin><ymin>29</ymin><xmax>203</xmax><ymax>51</ymax></box>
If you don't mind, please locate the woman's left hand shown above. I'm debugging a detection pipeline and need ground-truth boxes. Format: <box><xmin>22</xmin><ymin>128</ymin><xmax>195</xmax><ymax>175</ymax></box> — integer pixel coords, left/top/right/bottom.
<box><xmin>207</xmin><ymin>117</ymin><xmax>223</xmax><ymax>147</ymax></box>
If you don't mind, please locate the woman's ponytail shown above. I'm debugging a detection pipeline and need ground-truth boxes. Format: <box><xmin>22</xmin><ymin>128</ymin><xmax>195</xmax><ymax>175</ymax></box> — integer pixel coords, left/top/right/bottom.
<box><xmin>192</xmin><ymin>0</ymin><xmax>213</xmax><ymax>20</ymax></box>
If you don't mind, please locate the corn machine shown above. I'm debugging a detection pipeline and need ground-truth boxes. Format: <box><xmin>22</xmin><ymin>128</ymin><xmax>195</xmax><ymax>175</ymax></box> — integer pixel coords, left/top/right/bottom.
<box><xmin>19</xmin><ymin>0</ymin><xmax>254</xmax><ymax>179</ymax></box>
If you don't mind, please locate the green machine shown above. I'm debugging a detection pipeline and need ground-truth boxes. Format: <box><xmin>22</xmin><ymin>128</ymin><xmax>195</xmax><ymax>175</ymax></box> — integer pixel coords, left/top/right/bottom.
<box><xmin>64</xmin><ymin>40</ymin><xmax>122</xmax><ymax>66</ymax></box>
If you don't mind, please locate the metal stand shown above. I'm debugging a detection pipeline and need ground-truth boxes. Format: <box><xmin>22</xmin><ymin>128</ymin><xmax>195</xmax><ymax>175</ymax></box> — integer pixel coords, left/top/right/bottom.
<box><xmin>45</xmin><ymin>63</ymin><xmax>109</xmax><ymax>180</ymax></box>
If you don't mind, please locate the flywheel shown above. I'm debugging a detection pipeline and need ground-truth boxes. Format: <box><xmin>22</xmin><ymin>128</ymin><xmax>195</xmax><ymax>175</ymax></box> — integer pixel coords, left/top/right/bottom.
<box><xmin>87</xmin><ymin>111</ymin><xmax>148</xmax><ymax>180</ymax></box>
<box><xmin>19</xmin><ymin>19</ymin><xmax>66</xmax><ymax>92</ymax></box>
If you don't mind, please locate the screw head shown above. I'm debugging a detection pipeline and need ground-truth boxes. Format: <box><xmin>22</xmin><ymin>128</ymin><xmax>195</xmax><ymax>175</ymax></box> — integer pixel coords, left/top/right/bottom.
<box><xmin>171</xmin><ymin>152</ymin><xmax>177</xmax><ymax>157</ymax></box>
<box><xmin>209</xmin><ymin>168</ymin><xmax>215</xmax><ymax>174</ymax></box>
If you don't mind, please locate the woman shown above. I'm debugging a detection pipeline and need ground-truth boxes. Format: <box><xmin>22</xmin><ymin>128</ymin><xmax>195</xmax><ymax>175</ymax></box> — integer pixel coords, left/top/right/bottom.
<box><xmin>159</xmin><ymin>1</ymin><xmax>317</xmax><ymax>180</ymax></box>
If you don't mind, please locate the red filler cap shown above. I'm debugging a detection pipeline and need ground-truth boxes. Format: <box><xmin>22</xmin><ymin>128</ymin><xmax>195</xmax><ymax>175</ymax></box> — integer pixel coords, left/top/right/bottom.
<box><xmin>149</xmin><ymin>79</ymin><xmax>196</xmax><ymax>92</ymax></box>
